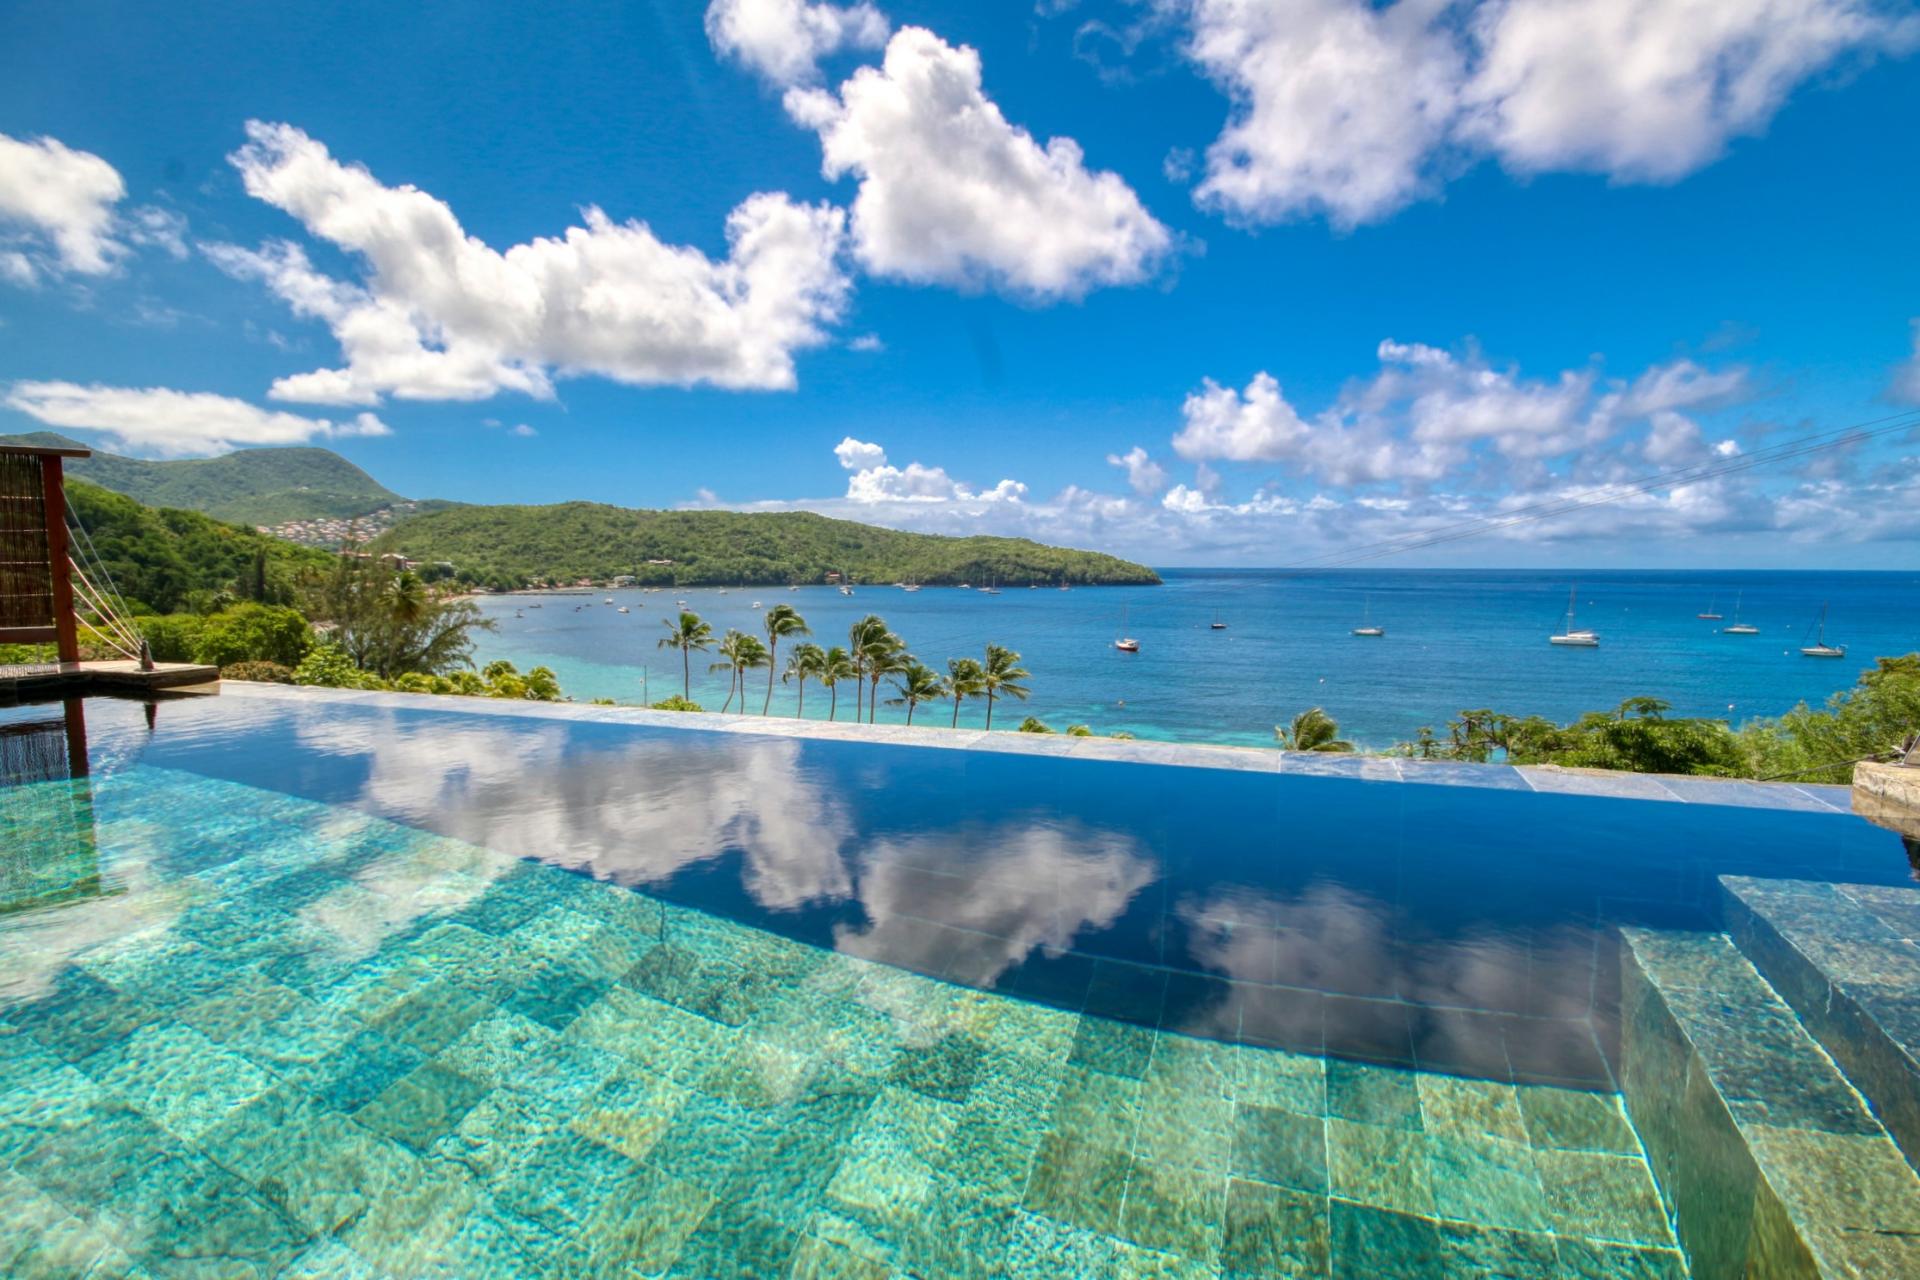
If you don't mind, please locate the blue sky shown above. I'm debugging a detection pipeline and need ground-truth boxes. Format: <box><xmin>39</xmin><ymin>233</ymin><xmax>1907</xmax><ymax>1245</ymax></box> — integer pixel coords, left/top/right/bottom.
<box><xmin>2</xmin><ymin>0</ymin><xmax>1919</xmax><ymax>567</ymax></box>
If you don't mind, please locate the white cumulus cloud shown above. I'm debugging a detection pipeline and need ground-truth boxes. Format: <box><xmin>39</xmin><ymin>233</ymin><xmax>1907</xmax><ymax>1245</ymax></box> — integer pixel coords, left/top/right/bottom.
<box><xmin>1180</xmin><ymin>0</ymin><xmax>1916</xmax><ymax>227</ymax></box>
<box><xmin>3</xmin><ymin>381</ymin><xmax>390</xmax><ymax>458</ymax></box>
<box><xmin>1107</xmin><ymin>445</ymin><xmax>1169</xmax><ymax>495</ymax></box>
<box><xmin>0</xmin><ymin>132</ymin><xmax>128</xmax><ymax>279</ymax></box>
<box><xmin>211</xmin><ymin>121</ymin><xmax>852</xmax><ymax>404</ymax></box>
<box><xmin>706</xmin><ymin>0</ymin><xmax>890</xmax><ymax>87</ymax></box>
<box><xmin>785</xmin><ymin>27</ymin><xmax>1172</xmax><ymax>298</ymax></box>
<box><xmin>834</xmin><ymin>435</ymin><xmax>888</xmax><ymax>469</ymax></box>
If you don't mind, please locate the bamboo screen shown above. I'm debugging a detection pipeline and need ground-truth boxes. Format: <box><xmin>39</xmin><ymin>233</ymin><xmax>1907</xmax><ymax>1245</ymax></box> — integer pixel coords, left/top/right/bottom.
<box><xmin>0</xmin><ymin>453</ymin><xmax>54</xmax><ymax>632</ymax></box>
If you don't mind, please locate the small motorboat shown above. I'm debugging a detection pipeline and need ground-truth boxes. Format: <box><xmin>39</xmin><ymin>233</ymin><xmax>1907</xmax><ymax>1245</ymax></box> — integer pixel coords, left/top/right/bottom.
<box><xmin>617</xmin><ymin>606</ymin><xmax>630</xmax><ymax>614</ymax></box>
<box><xmin>603</xmin><ymin>597</ymin><xmax>614</xmax><ymax>605</ymax></box>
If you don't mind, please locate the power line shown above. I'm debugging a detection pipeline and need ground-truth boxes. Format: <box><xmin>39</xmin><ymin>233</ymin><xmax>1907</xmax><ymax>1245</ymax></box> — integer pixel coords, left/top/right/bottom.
<box><xmin>1280</xmin><ymin>408</ymin><xmax>1920</xmax><ymax>571</ymax></box>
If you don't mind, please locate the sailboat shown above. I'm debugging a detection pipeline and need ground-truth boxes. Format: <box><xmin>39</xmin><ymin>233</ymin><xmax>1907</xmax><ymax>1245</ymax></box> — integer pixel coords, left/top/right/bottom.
<box><xmin>1351</xmin><ymin>597</ymin><xmax>1384</xmax><ymax>638</ymax></box>
<box><xmin>1549</xmin><ymin>586</ymin><xmax>1599</xmax><ymax>647</ymax></box>
<box><xmin>1697</xmin><ymin>595</ymin><xmax>1722</xmax><ymax>621</ymax></box>
<box><xmin>1115</xmin><ymin>604</ymin><xmax>1140</xmax><ymax>653</ymax></box>
<box><xmin>1724</xmin><ymin>592</ymin><xmax>1758</xmax><ymax>635</ymax></box>
<box><xmin>1800</xmin><ymin>604</ymin><xmax>1846</xmax><ymax>658</ymax></box>
<box><xmin>1210</xmin><ymin>612</ymin><xmax>1227</xmax><ymax>631</ymax></box>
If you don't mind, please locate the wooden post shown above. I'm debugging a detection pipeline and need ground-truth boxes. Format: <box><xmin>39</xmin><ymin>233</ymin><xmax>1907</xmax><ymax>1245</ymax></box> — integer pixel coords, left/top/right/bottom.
<box><xmin>42</xmin><ymin>455</ymin><xmax>79</xmax><ymax>666</ymax></box>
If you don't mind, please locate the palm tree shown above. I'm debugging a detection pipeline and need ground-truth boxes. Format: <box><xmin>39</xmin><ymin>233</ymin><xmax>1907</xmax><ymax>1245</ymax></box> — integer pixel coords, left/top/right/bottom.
<box><xmin>1277</xmin><ymin>707</ymin><xmax>1354</xmax><ymax>752</ymax></box>
<box><xmin>710</xmin><ymin>630</ymin><xmax>768</xmax><ymax>713</ymax></box>
<box><xmin>761</xmin><ymin>604</ymin><xmax>809</xmax><ymax>715</ymax></box>
<box><xmin>945</xmin><ymin>656</ymin><xmax>985</xmax><ymax>728</ymax></box>
<box><xmin>657</xmin><ymin>610</ymin><xmax>714</xmax><ymax>700</ymax></box>
<box><xmin>980</xmin><ymin>644</ymin><xmax>1030</xmax><ymax>731</ymax></box>
<box><xmin>384</xmin><ymin>571</ymin><xmax>428</xmax><ymax>625</ymax></box>
<box><xmin>783</xmin><ymin>642</ymin><xmax>826</xmax><ymax>718</ymax></box>
<box><xmin>865</xmin><ymin>631</ymin><xmax>907</xmax><ymax>723</ymax></box>
<box><xmin>818</xmin><ymin>645</ymin><xmax>855</xmax><ymax>722</ymax></box>
<box><xmin>847</xmin><ymin>615</ymin><xmax>889</xmax><ymax>722</ymax></box>
<box><xmin>887</xmin><ymin>661</ymin><xmax>944</xmax><ymax>726</ymax></box>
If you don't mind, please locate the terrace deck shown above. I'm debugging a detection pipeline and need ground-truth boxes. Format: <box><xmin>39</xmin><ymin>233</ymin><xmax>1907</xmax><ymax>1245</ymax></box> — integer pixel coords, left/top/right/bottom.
<box><xmin>0</xmin><ymin>660</ymin><xmax>219</xmax><ymax>702</ymax></box>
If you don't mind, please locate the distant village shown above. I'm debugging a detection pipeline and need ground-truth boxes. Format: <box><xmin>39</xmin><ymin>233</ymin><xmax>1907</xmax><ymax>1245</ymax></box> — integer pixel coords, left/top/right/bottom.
<box><xmin>258</xmin><ymin>501</ymin><xmax>425</xmax><ymax>548</ymax></box>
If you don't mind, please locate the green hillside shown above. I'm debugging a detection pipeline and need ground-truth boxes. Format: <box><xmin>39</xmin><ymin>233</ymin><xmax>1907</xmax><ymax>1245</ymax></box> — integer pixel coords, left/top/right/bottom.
<box><xmin>373</xmin><ymin>502</ymin><xmax>1159</xmax><ymax>587</ymax></box>
<box><xmin>64</xmin><ymin>480</ymin><xmax>335</xmax><ymax>614</ymax></box>
<box><xmin>0</xmin><ymin>431</ymin><xmax>403</xmax><ymax>525</ymax></box>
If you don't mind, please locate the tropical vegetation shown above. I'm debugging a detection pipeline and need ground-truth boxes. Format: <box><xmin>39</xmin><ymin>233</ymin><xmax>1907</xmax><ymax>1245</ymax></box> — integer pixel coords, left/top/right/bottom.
<box><xmin>369</xmin><ymin>501</ymin><xmax>1158</xmax><ymax>587</ymax></box>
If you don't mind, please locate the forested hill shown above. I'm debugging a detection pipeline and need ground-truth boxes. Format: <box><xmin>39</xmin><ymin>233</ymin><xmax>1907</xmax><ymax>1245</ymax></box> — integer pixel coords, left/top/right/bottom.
<box><xmin>372</xmin><ymin>503</ymin><xmax>1160</xmax><ymax>586</ymax></box>
<box><xmin>63</xmin><ymin>480</ymin><xmax>334</xmax><ymax>614</ymax></box>
<box><xmin>0</xmin><ymin>432</ymin><xmax>404</xmax><ymax>525</ymax></box>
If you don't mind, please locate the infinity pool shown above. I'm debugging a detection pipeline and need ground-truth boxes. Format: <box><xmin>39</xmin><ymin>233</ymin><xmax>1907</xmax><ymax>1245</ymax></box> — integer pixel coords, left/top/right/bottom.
<box><xmin>0</xmin><ymin>687</ymin><xmax>1909</xmax><ymax>1277</ymax></box>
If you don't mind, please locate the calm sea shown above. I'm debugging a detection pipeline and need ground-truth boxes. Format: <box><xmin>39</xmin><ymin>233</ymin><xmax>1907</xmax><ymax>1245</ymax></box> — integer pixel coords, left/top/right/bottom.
<box><xmin>470</xmin><ymin>569</ymin><xmax>1920</xmax><ymax>750</ymax></box>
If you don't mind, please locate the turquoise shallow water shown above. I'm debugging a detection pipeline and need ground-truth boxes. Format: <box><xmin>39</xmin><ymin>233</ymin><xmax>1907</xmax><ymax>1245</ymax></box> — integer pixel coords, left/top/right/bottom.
<box><xmin>468</xmin><ymin>569</ymin><xmax>1920</xmax><ymax>748</ymax></box>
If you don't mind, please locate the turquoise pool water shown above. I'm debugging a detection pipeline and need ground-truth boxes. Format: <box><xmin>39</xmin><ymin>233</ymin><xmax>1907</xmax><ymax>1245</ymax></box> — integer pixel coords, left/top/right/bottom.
<box><xmin>0</xmin><ymin>689</ymin><xmax>1909</xmax><ymax>1276</ymax></box>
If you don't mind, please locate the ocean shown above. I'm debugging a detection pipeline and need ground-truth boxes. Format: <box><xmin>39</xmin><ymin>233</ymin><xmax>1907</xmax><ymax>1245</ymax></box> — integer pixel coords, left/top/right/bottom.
<box><xmin>469</xmin><ymin>569</ymin><xmax>1920</xmax><ymax>750</ymax></box>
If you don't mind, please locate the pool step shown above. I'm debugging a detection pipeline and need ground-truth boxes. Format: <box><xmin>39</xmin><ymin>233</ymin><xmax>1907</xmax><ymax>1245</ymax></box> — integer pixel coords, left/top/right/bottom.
<box><xmin>1721</xmin><ymin>875</ymin><xmax>1920</xmax><ymax>1174</ymax></box>
<box><xmin>1619</xmin><ymin>927</ymin><xmax>1920</xmax><ymax>1278</ymax></box>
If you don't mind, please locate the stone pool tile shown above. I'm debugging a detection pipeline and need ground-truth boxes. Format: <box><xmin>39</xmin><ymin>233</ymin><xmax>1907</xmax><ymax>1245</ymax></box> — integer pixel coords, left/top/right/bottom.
<box><xmin>88</xmin><ymin>1020</ymin><xmax>276</xmax><ymax>1145</ymax></box>
<box><xmin>1236</xmin><ymin>985</ymin><xmax>1325</xmax><ymax>1055</ymax></box>
<box><xmin>1218</xmin><ymin>1178</ymin><xmax>1330</xmax><ymax>1278</ymax></box>
<box><xmin>253</xmin><ymin>1109</ymin><xmax>418</xmax><ymax>1239</ymax></box>
<box><xmin>788</xmin><ymin>1234</ymin><xmax>891</xmax><ymax>1280</ymax></box>
<box><xmin>887</xmin><ymin>1028</ymin><xmax>988</xmax><ymax>1102</ymax></box>
<box><xmin>1023</xmin><ymin>1130</ymin><xmax>1135</xmax><ymax>1235</ymax></box>
<box><xmin>1326</xmin><ymin>1060</ymin><xmax>1422</xmax><ymax>1130</ymax></box>
<box><xmin>1517</xmin><ymin>768</ymin><xmax>1682</xmax><ymax>801</ymax></box>
<box><xmin>1515</xmin><ymin>1085</ymin><xmax>1640</xmax><ymax>1154</ymax></box>
<box><xmin>300</xmin><ymin>1024</ymin><xmax>424</xmax><ymax>1113</ymax></box>
<box><xmin>10</xmin><ymin>968</ymin><xmax>153</xmax><ymax>1064</ymax></box>
<box><xmin>197</xmin><ymin>1081</ymin><xmax>330</xmax><ymax>1186</ymax></box>
<box><xmin>1228</xmin><ymin>1102</ymin><xmax>1329</xmax><ymax>1194</ymax></box>
<box><xmin>276</xmin><ymin>1238</ymin><xmax>384</xmax><ymax>1279</ymax></box>
<box><xmin>1230</xmin><ymin>1043</ymin><xmax>1326</xmax><ymax>1115</ymax></box>
<box><xmin>565</xmin><ymin>1069</ymin><xmax>690</xmax><ymax>1163</ymax></box>
<box><xmin>667</xmin><ymin>1198</ymin><xmax>805</xmax><ymax>1279</ymax></box>
<box><xmin>1532</xmin><ymin>1148</ymin><xmax>1673</xmax><ymax>1247</ymax></box>
<box><xmin>1501</xmin><ymin>1016</ymin><xmax>1614</xmax><ymax>1090</ymax></box>
<box><xmin>1116</xmin><ymin>1156</ymin><xmax>1227</xmax><ymax>1266</ymax></box>
<box><xmin>1416</xmin><ymin>1073</ymin><xmax>1528</xmax><ymax>1145</ymax></box>
<box><xmin>436</xmin><ymin>1007</ymin><xmax>560</xmax><ymax>1088</ymax></box>
<box><xmin>1398</xmin><ymin>761</ymin><xmax>1532</xmax><ymax>792</ymax></box>
<box><xmin>336</xmin><ymin>1155</ymin><xmax>477</xmax><ymax>1277</ymax></box>
<box><xmin>1424</xmin><ymin>1133</ymin><xmax>1551</xmax><ymax>1234</ymax></box>
<box><xmin>1047</xmin><ymin>1063</ymin><xmax>1145</xmax><ymax>1150</ymax></box>
<box><xmin>370</xmin><ymin>978</ymin><xmax>496</xmax><ymax>1056</ymax></box>
<box><xmin>432</xmin><ymin>1085</ymin><xmax>573</xmax><ymax>1186</ymax></box>
<box><xmin>1552</xmin><ymin>1237</ymin><xmax>1689</xmax><ymax>1280</ymax></box>
<box><xmin>1742</xmin><ymin>1122</ymin><xmax>1920</xmax><ymax>1243</ymax></box>
<box><xmin>492</xmin><ymin>1127</ymin><xmax>654</xmax><ymax>1241</ymax></box>
<box><xmin>1838</xmin><ymin>881</ymin><xmax>1920</xmax><ymax>939</ymax></box>
<box><xmin>564</xmin><ymin>984</ymin><xmax>739</xmax><ymax>1084</ymax></box>
<box><xmin>318</xmin><ymin>949</ymin><xmax>442</xmax><ymax>1024</ymax></box>
<box><xmin>1328</xmin><ymin>1200</ymin><xmax>1444</xmax><ymax>1280</ymax></box>
<box><xmin>354</xmin><ymin>1060</ymin><xmax>492</xmax><ymax>1152</ymax></box>
<box><xmin>1069</xmin><ymin>1015</ymin><xmax>1157</xmax><ymax>1080</ymax></box>
<box><xmin>1435</xmin><ymin>1220</ymin><xmax>1562</xmax><ymax>1277</ymax></box>
<box><xmin>1326</xmin><ymin>1119</ymin><xmax>1435</xmax><ymax>1217</ymax></box>
<box><xmin>514</xmin><ymin>1034</ymin><xmax>634</xmax><ymax>1110</ymax></box>
<box><xmin>101</xmin><ymin>1148</ymin><xmax>312</xmax><ymax>1278</ymax></box>
<box><xmin>1005</xmin><ymin>1210</ymin><xmax>1126</xmax><ymax>1279</ymax></box>
<box><xmin>1134</xmin><ymin>1083</ymin><xmax>1233</xmax><ymax>1174</ymax></box>
<box><xmin>1655</xmin><ymin>776</ymin><xmax>1836</xmax><ymax>812</ymax></box>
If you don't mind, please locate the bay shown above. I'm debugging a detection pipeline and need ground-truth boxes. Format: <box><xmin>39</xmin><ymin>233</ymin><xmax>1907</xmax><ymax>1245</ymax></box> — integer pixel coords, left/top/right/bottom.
<box><xmin>468</xmin><ymin>568</ymin><xmax>1920</xmax><ymax>750</ymax></box>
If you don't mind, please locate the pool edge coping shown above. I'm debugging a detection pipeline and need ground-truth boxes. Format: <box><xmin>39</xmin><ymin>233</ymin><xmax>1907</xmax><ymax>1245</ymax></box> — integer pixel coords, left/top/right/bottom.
<box><xmin>201</xmin><ymin>681</ymin><xmax>1859</xmax><ymax>815</ymax></box>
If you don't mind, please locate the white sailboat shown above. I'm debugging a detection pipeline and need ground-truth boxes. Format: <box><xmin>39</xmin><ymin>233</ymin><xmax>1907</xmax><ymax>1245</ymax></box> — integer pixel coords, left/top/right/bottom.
<box><xmin>1800</xmin><ymin>604</ymin><xmax>1846</xmax><ymax>658</ymax></box>
<box><xmin>1724</xmin><ymin>592</ymin><xmax>1758</xmax><ymax>635</ymax></box>
<box><xmin>1114</xmin><ymin>603</ymin><xmax>1139</xmax><ymax>653</ymax></box>
<box><xmin>1550</xmin><ymin>586</ymin><xmax>1599</xmax><ymax>647</ymax></box>
<box><xmin>1697</xmin><ymin>595</ymin><xmax>1722</xmax><ymax>621</ymax></box>
<box><xmin>1351</xmin><ymin>597</ymin><xmax>1384</xmax><ymax>638</ymax></box>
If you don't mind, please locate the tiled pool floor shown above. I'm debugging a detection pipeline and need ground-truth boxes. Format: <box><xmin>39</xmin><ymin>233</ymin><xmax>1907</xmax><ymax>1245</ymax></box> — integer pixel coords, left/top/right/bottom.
<box><xmin>0</xmin><ymin>766</ymin><xmax>1686</xmax><ymax>1278</ymax></box>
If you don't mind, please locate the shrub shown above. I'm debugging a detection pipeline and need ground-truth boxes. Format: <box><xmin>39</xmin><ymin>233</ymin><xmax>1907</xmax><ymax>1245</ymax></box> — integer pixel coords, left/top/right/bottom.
<box><xmin>652</xmin><ymin>695</ymin><xmax>704</xmax><ymax>712</ymax></box>
<box><xmin>137</xmin><ymin>614</ymin><xmax>206</xmax><ymax>664</ymax></box>
<box><xmin>1066</xmin><ymin>724</ymin><xmax>1094</xmax><ymax>737</ymax></box>
<box><xmin>193</xmin><ymin>604</ymin><xmax>313</xmax><ymax>669</ymax></box>
<box><xmin>220</xmin><ymin>661</ymin><xmax>294</xmax><ymax>684</ymax></box>
<box><xmin>1017</xmin><ymin>716</ymin><xmax>1054</xmax><ymax>734</ymax></box>
<box><xmin>292</xmin><ymin>643</ymin><xmax>385</xmax><ymax>690</ymax></box>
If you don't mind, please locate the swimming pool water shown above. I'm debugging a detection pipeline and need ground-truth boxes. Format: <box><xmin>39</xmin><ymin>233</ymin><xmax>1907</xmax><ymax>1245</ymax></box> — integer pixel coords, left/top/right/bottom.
<box><xmin>0</xmin><ymin>689</ymin><xmax>1909</xmax><ymax>1276</ymax></box>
